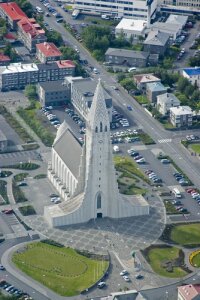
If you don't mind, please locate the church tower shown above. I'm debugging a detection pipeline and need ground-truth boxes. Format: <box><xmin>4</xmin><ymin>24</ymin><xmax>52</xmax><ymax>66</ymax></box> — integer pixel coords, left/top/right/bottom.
<box><xmin>83</xmin><ymin>79</ymin><xmax>120</xmax><ymax>219</ymax></box>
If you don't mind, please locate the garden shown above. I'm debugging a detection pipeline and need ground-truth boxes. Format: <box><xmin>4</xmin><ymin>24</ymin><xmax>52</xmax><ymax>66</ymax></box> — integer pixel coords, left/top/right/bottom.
<box><xmin>12</xmin><ymin>242</ymin><xmax>109</xmax><ymax>296</ymax></box>
<box><xmin>0</xmin><ymin>180</ymin><xmax>8</xmax><ymax>204</ymax></box>
<box><xmin>18</xmin><ymin>205</ymin><xmax>36</xmax><ymax>216</ymax></box>
<box><xmin>2</xmin><ymin>162</ymin><xmax>40</xmax><ymax>171</ymax></box>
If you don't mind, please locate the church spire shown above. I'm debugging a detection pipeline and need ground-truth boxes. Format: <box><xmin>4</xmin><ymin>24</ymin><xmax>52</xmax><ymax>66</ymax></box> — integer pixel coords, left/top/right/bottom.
<box><xmin>87</xmin><ymin>79</ymin><xmax>110</xmax><ymax>131</ymax></box>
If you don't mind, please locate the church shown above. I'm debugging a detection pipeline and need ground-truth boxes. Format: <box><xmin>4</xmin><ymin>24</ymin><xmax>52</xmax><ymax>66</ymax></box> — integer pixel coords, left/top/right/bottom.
<box><xmin>44</xmin><ymin>80</ymin><xmax>149</xmax><ymax>227</ymax></box>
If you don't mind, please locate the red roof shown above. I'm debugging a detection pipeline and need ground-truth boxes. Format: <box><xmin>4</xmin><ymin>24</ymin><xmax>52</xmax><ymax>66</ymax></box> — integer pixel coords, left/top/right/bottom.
<box><xmin>0</xmin><ymin>54</ymin><xmax>10</xmax><ymax>62</ymax></box>
<box><xmin>56</xmin><ymin>60</ymin><xmax>75</xmax><ymax>69</ymax></box>
<box><xmin>36</xmin><ymin>42</ymin><xmax>61</xmax><ymax>58</ymax></box>
<box><xmin>18</xmin><ymin>17</ymin><xmax>45</xmax><ymax>38</ymax></box>
<box><xmin>178</xmin><ymin>284</ymin><xmax>200</xmax><ymax>300</ymax></box>
<box><xmin>4</xmin><ymin>33</ymin><xmax>16</xmax><ymax>40</ymax></box>
<box><xmin>0</xmin><ymin>2</ymin><xmax>26</xmax><ymax>21</ymax></box>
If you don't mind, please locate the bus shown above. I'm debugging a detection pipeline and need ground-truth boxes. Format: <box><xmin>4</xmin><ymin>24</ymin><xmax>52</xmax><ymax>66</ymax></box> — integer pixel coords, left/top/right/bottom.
<box><xmin>72</xmin><ymin>9</ymin><xmax>80</xmax><ymax>19</ymax></box>
<box><xmin>36</xmin><ymin>6</ymin><xmax>43</xmax><ymax>13</ymax></box>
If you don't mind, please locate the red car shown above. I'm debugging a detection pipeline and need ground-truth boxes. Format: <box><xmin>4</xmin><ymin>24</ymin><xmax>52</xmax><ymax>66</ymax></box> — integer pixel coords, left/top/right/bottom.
<box><xmin>186</xmin><ymin>188</ymin><xmax>196</xmax><ymax>194</ymax></box>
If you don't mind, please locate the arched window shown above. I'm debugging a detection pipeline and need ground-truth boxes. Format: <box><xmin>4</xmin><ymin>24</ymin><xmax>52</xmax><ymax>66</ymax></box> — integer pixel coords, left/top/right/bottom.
<box><xmin>105</xmin><ymin>126</ymin><xmax>107</xmax><ymax>132</ymax></box>
<box><xmin>97</xmin><ymin>193</ymin><xmax>101</xmax><ymax>209</ymax></box>
<box><xmin>95</xmin><ymin>126</ymin><xmax>98</xmax><ymax>133</ymax></box>
<box><xmin>100</xmin><ymin>122</ymin><xmax>103</xmax><ymax>132</ymax></box>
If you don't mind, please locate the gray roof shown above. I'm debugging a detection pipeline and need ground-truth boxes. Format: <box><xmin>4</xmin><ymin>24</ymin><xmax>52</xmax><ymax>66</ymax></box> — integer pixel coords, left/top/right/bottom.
<box><xmin>144</xmin><ymin>30</ymin><xmax>170</xmax><ymax>46</ymax></box>
<box><xmin>105</xmin><ymin>48</ymin><xmax>149</xmax><ymax>59</ymax></box>
<box><xmin>166</xmin><ymin>14</ymin><xmax>188</xmax><ymax>27</ymax></box>
<box><xmin>0</xmin><ymin>129</ymin><xmax>7</xmax><ymax>142</ymax></box>
<box><xmin>53</xmin><ymin>128</ymin><xmax>82</xmax><ymax>178</ymax></box>
<box><xmin>157</xmin><ymin>93</ymin><xmax>180</xmax><ymax>104</ymax></box>
<box><xmin>72</xmin><ymin>78</ymin><xmax>112</xmax><ymax>108</ymax></box>
<box><xmin>37</xmin><ymin>62</ymin><xmax>58</xmax><ymax>70</ymax></box>
<box><xmin>150</xmin><ymin>22</ymin><xmax>182</xmax><ymax>35</ymax></box>
<box><xmin>38</xmin><ymin>80</ymin><xmax>68</xmax><ymax>92</ymax></box>
<box><xmin>146</xmin><ymin>82</ymin><xmax>167</xmax><ymax>92</ymax></box>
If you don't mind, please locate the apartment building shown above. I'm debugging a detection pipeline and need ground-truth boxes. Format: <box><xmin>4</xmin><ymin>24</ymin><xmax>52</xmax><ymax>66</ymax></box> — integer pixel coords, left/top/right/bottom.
<box><xmin>17</xmin><ymin>17</ymin><xmax>47</xmax><ymax>53</ymax></box>
<box><xmin>170</xmin><ymin>106</ymin><xmax>193</xmax><ymax>127</ymax></box>
<box><xmin>0</xmin><ymin>60</ymin><xmax>75</xmax><ymax>91</ymax></box>
<box><xmin>160</xmin><ymin>0</ymin><xmax>200</xmax><ymax>9</ymax></box>
<box><xmin>36</xmin><ymin>42</ymin><xmax>62</xmax><ymax>63</ymax></box>
<box><xmin>182</xmin><ymin>67</ymin><xmax>200</xmax><ymax>88</ymax></box>
<box><xmin>74</xmin><ymin>0</ymin><xmax>158</xmax><ymax>20</ymax></box>
<box><xmin>0</xmin><ymin>2</ymin><xmax>26</xmax><ymax>30</ymax></box>
<box><xmin>157</xmin><ymin>92</ymin><xmax>180</xmax><ymax>115</ymax></box>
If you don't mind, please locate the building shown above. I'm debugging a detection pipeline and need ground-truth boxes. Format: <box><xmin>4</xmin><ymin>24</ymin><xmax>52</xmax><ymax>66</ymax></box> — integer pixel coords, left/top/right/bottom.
<box><xmin>4</xmin><ymin>33</ymin><xmax>17</xmax><ymax>44</ymax></box>
<box><xmin>0</xmin><ymin>60</ymin><xmax>75</xmax><ymax>91</ymax></box>
<box><xmin>92</xmin><ymin>290</ymin><xmax>147</xmax><ymax>300</ymax></box>
<box><xmin>170</xmin><ymin>106</ymin><xmax>193</xmax><ymax>127</ymax></box>
<box><xmin>0</xmin><ymin>130</ymin><xmax>7</xmax><ymax>152</ymax></box>
<box><xmin>0</xmin><ymin>54</ymin><xmax>10</xmax><ymax>66</ymax></box>
<box><xmin>17</xmin><ymin>17</ymin><xmax>47</xmax><ymax>53</ymax></box>
<box><xmin>37</xmin><ymin>80</ymin><xmax>70</xmax><ymax>107</ymax></box>
<box><xmin>157</xmin><ymin>92</ymin><xmax>180</xmax><ymax>115</ymax></box>
<box><xmin>146</xmin><ymin>82</ymin><xmax>167</xmax><ymax>103</ymax></box>
<box><xmin>36</xmin><ymin>42</ymin><xmax>62</xmax><ymax>63</ymax></box>
<box><xmin>166</xmin><ymin>14</ymin><xmax>188</xmax><ymax>28</ymax></box>
<box><xmin>133</xmin><ymin>73</ymin><xmax>161</xmax><ymax>91</ymax></box>
<box><xmin>0</xmin><ymin>2</ymin><xmax>26</xmax><ymax>30</ymax></box>
<box><xmin>150</xmin><ymin>21</ymin><xmax>182</xmax><ymax>40</ymax></box>
<box><xmin>160</xmin><ymin>0</ymin><xmax>200</xmax><ymax>10</ymax></box>
<box><xmin>44</xmin><ymin>80</ymin><xmax>149</xmax><ymax>227</ymax></box>
<box><xmin>115</xmin><ymin>18</ymin><xmax>147</xmax><ymax>41</ymax></box>
<box><xmin>65</xmin><ymin>77</ymin><xmax>113</xmax><ymax>122</ymax></box>
<box><xmin>74</xmin><ymin>0</ymin><xmax>158</xmax><ymax>20</ymax></box>
<box><xmin>105</xmin><ymin>48</ymin><xmax>149</xmax><ymax>68</ymax></box>
<box><xmin>178</xmin><ymin>284</ymin><xmax>200</xmax><ymax>300</ymax></box>
<box><xmin>182</xmin><ymin>68</ymin><xmax>200</xmax><ymax>88</ymax></box>
<box><xmin>143</xmin><ymin>30</ymin><xmax>170</xmax><ymax>55</ymax></box>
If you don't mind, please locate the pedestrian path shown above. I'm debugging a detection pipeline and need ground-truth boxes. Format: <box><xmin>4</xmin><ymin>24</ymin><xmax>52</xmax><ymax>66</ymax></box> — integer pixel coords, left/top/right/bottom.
<box><xmin>157</xmin><ymin>139</ymin><xmax>172</xmax><ymax>144</ymax></box>
<box><xmin>0</xmin><ymin>150</ymin><xmax>39</xmax><ymax>167</ymax></box>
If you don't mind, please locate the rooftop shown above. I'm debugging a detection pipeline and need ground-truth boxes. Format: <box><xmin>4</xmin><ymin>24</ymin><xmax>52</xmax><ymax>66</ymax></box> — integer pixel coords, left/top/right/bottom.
<box><xmin>105</xmin><ymin>48</ymin><xmax>149</xmax><ymax>59</ymax></box>
<box><xmin>4</xmin><ymin>33</ymin><xmax>16</xmax><ymax>40</ymax></box>
<box><xmin>0</xmin><ymin>2</ymin><xmax>26</xmax><ymax>21</ymax></box>
<box><xmin>146</xmin><ymin>81</ymin><xmax>167</xmax><ymax>92</ymax></box>
<box><xmin>56</xmin><ymin>60</ymin><xmax>75</xmax><ymax>69</ymax></box>
<box><xmin>36</xmin><ymin>42</ymin><xmax>62</xmax><ymax>58</ymax></box>
<box><xmin>18</xmin><ymin>17</ymin><xmax>45</xmax><ymax>38</ymax></box>
<box><xmin>166</xmin><ymin>14</ymin><xmax>188</xmax><ymax>27</ymax></box>
<box><xmin>0</xmin><ymin>54</ymin><xmax>10</xmax><ymax>63</ymax></box>
<box><xmin>170</xmin><ymin>106</ymin><xmax>192</xmax><ymax>115</ymax></box>
<box><xmin>157</xmin><ymin>92</ymin><xmax>180</xmax><ymax>104</ymax></box>
<box><xmin>116</xmin><ymin>18</ymin><xmax>147</xmax><ymax>32</ymax></box>
<box><xmin>134</xmin><ymin>73</ymin><xmax>160</xmax><ymax>84</ymax></box>
<box><xmin>0</xmin><ymin>62</ymin><xmax>38</xmax><ymax>75</ymax></box>
<box><xmin>38</xmin><ymin>80</ymin><xmax>68</xmax><ymax>92</ymax></box>
<box><xmin>144</xmin><ymin>30</ymin><xmax>170</xmax><ymax>46</ymax></box>
<box><xmin>0</xmin><ymin>129</ymin><xmax>7</xmax><ymax>142</ymax></box>
<box><xmin>183</xmin><ymin>67</ymin><xmax>200</xmax><ymax>76</ymax></box>
<box><xmin>178</xmin><ymin>284</ymin><xmax>200</xmax><ymax>300</ymax></box>
<box><xmin>150</xmin><ymin>21</ymin><xmax>182</xmax><ymax>35</ymax></box>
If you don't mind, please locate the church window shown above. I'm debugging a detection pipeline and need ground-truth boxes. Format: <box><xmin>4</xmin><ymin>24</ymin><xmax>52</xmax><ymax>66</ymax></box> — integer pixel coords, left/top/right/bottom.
<box><xmin>97</xmin><ymin>193</ymin><xmax>101</xmax><ymax>209</ymax></box>
<box><xmin>105</xmin><ymin>126</ymin><xmax>107</xmax><ymax>132</ymax></box>
<box><xmin>95</xmin><ymin>126</ymin><xmax>98</xmax><ymax>133</ymax></box>
<box><xmin>100</xmin><ymin>122</ymin><xmax>103</xmax><ymax>132</ymax></box>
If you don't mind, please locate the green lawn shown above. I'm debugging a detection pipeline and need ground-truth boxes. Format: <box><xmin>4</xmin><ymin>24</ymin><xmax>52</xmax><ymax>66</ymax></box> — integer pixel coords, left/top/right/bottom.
<box><xmin>190</xmin><ymin>144</ymin><xmax>200</xmax><ymax>154</ymax></box>
<box><xmin>147</xmin><ymin>246</ymin><xmax>188</xmax><ymax>278</ymax></box>
<box><xmin>191</xmin><ymin>253</ymin><xmax>200</xmax><ymax>267</ymax></box>
<box><xmin>13</xmin><ymin>173</ymin><xmax>28</xmax><ymax>182</ymax></box>
<box><xmin>134</xmin><ymin>95</ymin><xmax>149</xmax><ymax>105</ymax></box>
<box><xmin>170</xmin><ymin>224</ymin><xmax>200</xmax><ymax>246</ymax></box>
<box><xmin>2</xmin><ymin>162</ymin><xmax>40</xmax><ymax>170</ymax></box>
<box><xmin>12</xmin><ymin>242</ymin><xmax>109</xmax><ymax>296</ymax></box>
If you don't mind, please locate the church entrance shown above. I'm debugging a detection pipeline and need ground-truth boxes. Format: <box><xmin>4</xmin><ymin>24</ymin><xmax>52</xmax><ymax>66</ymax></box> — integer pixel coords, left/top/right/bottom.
<box><xmin>97</xmin><ymin>213</ymin><xmax>103</xmax><ymax>218</ymax></box>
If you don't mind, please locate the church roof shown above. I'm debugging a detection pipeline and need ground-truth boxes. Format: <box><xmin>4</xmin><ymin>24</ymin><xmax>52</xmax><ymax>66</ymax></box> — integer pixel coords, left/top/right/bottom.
<box><xmin>53</xmin><ymin>128</ymin><xmax>82</xmax><ymax>179</ymax></box>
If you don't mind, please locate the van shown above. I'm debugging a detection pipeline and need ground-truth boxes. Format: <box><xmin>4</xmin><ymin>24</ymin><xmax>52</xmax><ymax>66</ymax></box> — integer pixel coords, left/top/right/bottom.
<box><xmin>173</xmin><ymin>188</ymin><xmax>182</xmax><ymax>198</ymax></box>
<box><xmin>128</xmin><ymin>67</ymin><xmax>136</xmax><ymax>73</ymax></box>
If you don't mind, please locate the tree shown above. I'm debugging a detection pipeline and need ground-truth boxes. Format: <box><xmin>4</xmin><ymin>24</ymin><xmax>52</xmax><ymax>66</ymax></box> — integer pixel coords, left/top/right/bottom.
<box><xmin>60</xmin><ymin>46</ymin><xmax>79</xmax><ymax>61</ymax></box>
<box><xmin>24</xmin><ymin>85</ymin><xmax>37</xmax><ymax>100</ymax></box>
<box><xmin>46</xmin><ymin>30</ymin><xmax>63</xmax><ymax>47</ymax></box>
<box><xmin>191</xmin><ymin>90</ymin><xmax>200</xmax><ymax>102</ymax></box>
<box><xmin>120</xmin><ymin>78</ymin><xmax>136</xmax><ymax>91</ymax></box>
<box><xmin>117</xmin><ymin>73</ymin><xmax>126</xmax><ymax>82</ymax></box>
<box><xmin>177</xmin><ymin>77</ymin><xmax>190</xmax><ymax>93</ymax></box>
<box><xmin>92</xmin><ymin>49</ymin><xmax>104</xmax><ymax>61</ymax></box>
<box><xmin>184</xmin><ymin>85</ymin><xmax>195</xmax><ymax>98</ymax></box>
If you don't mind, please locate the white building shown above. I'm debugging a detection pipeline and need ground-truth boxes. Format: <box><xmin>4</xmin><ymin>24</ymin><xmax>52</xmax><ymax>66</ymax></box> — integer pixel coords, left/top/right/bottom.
<box><xmin>44</xmin><ymin>80</ymin><xmax>149</xmax><ymax>227</ymax></box>
<box><xmin>157</xmin><ymin>93</ymin><xmax>180</xmax><ymax>115</ymax></box>
<box><xmin>166</xmin><ymin>14</ymin><xmax>188</xmax><ymax>28</ymax></box>
<box><xmin>182</xmin><ymin>67</ymin><xmax>200</xmax><ymax>88</ymax></box>
<box><xmin>170</xmin><ymin>106</ymin><xmax>193</xmax><ymax>128</ymax></box>
<box><xmin>115</xmin><ymin>18</ymin><xmax>147</xmax><ymax>41</ymax></box>
<box><xmin>74</xmin><ymin>0</ymin><xmax>158</xmax><ymax>20</ymax></box>
<box><xmin>159</xmin><ymin>0</ymin><xmax>200</xmax><ymax>11</ymax></box>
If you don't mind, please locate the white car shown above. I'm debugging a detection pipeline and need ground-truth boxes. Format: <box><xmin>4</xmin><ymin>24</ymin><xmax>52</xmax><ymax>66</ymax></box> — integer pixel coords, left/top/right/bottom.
<box><xmin>120</xmin><ymin>270</ymin><xmax>128</xmax><ymax>276</ymax></box>
<box><xmin>123</xmin><ymin>275</ymin><xmax>130</xmax><ymax>282</ymax></box>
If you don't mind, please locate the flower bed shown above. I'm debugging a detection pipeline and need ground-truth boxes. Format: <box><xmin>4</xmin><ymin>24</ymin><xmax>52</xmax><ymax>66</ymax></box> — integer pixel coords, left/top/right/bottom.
<box><xmin>189</xmin><ymin>250</ymin><xmax>200</xmax><ymax>267</ymax></box>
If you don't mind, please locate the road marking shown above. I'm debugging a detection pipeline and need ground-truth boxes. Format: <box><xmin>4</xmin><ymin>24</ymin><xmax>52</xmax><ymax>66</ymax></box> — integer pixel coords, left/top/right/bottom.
<box><xmin>157</xmin><ymin>139</ymin><xmax>172</xmax><ymax>144</ymax></box>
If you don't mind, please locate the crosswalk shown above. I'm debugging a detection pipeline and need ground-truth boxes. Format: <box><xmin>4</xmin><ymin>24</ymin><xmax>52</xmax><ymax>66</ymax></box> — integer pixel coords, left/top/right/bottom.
<box><xmin>0</xmin><ymin>150</ymin><xmax>39</xmax><ymax>167</ymax></box>
<box><xmin>157</xmin><ymin>139</ymin><xmax>172</xmax><ymax>144</ymax></box>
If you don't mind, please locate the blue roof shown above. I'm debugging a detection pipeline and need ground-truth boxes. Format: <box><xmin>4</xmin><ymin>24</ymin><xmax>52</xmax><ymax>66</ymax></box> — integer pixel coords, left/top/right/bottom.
<box><xmin>146</xmin><ymin>81</ymin><xmax>167</xmax><ymax>92</ymax></box>
<box><xmin>183</xmin><ymin>68</ymin><xmax>200</xmax><ymax>76</ymax></box>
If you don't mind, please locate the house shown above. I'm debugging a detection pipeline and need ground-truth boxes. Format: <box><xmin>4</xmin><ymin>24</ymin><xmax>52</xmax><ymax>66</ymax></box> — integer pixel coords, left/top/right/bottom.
<box><xmin>36</xmin><ymin>42</ymin><xmax>62</xmax><ymax>63</ymax></box>
<box><xmin>146</xmin><ymin>82</ymin><xmax>167</xmax><ymax>103</ymax></box>
<box><xmin>150</xmin><ymin>21</ymin><xmax>182</xmax><ymax>40</ymax></box>
<box><xmin>0</xmin><ymin>60</ymin><xmax>75</xmax><ymax>91</ymax></box>
<box><xmin>17</xmin><ymin>17</ymin><xmax>47</xmax><ymax>53</ymax></box>
<box><xmin>4</xmin><ymin>33</ymin><xmax>17</xmax><ymax>44</ymax></box>
<box><xmin>105</xmin><ymin>48</ymin><xmax>149</xmax><ymax>68</ymax></box>
<box><xmin>0</xmin><ymin>130</ymin><xmax>7</xmax><ymax>152</ymax></box>
<box><xmin>37</xmin><ymin>80</ymin><xmax>70</xmax><ymax>107</ymax></box>
<box><xmin>86</xmin><ymin>290</ymin><xmax>146</xmax><ymax>300</ymax></box>
<box><xmin>170</xmin><ymin>106</ymin><xmax>193</xmax><ymax>127</ymax></box>
<box><xmin>115</xmin><ymin>18</ymin><xmax>147</xmax><ymax>41</ymax></box>
<box><xmin>0</xmin><ymin>54</ymin><xmax>11</xmax><ymax>66</ymax></box>
<box><xmin>166</xmin><ymin>14</ymin><xmax>188</xmax><ymax>29</ymax></box>
<box><xmin>0</xmin><ymin>2</ymin><xmax>26</xmax><ymax>30</ymax></box>
<box><xmin>65</xmin><ymin>76</ymin><xmax>113</xmax><ymax>122</ymax></box>
<box><xmin>178</xmin><ymin>284</ymin><xmax>200</xmax><ymax>300</ymax></box>
<box><xmin>157</xmin><ymin>93</ymin><xmax>180</xmax><ymax>115</ymax></box>
<box><xmin>182</xmin><ymin>67</ymin><xmax>200</xmax><ymax>88</ymax></box>
<box><xmin>143</xmin><ymin>30</ymin><xmax>170</xmax><ymax>55</ymax></box>
<box><xmin>133</xmin><ymin>73</ymin><xmax>161</xmax><ymax>91</ymax></box>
